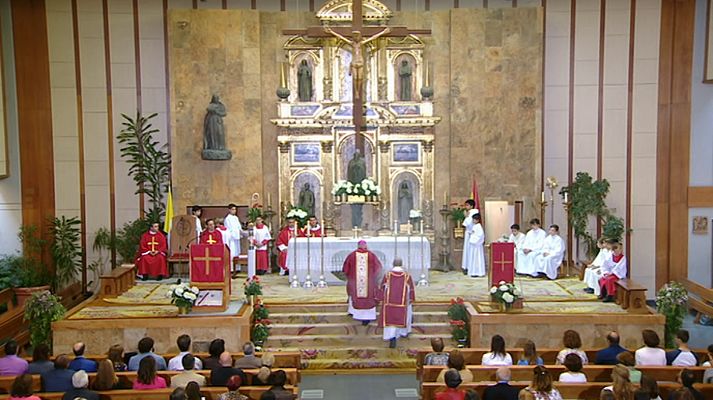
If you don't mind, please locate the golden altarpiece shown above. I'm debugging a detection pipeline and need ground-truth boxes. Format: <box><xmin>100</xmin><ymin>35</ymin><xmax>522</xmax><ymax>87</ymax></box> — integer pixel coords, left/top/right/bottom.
<box><xmin>272</xmin><ymin>0</ymin><xmax>441</xmax><ymax>237</ymax></box>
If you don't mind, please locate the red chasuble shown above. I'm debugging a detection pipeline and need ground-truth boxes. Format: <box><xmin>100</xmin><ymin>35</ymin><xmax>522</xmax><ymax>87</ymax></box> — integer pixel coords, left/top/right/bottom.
<box><xmin>199</xmin><ymin>230</ymin><xmax>224</xmax><ymax>245</ymax></box>
<box><xmin>276</xmin><ymin>226</ymin><xmax>295</xmax><ymax>270</ymax></box>
<box><xmin>342</xmin><ymin>249</ymin><xmax>382</xmax><ymax>309</ymax></box>
<box><xmin>299</xmin><ymin>225</ymin><xmax>322</xmax><ymax>237</ymax></box>
<box><xmin>380</xmin><ymin>269</ymin><xmax>415</xmax><ymax>327</ymax></box>
<box><xmin>136</xmin><ymin>231</ymin><xmax>168</xmax><ymax>277</ymax></box>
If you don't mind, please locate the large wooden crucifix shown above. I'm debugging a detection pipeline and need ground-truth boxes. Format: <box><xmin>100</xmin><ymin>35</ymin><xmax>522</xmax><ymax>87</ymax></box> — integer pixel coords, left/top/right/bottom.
<box><xmin>283</xmin><ymin>0</ymin><xmax>430</xmax><ymax>153</ymax></box>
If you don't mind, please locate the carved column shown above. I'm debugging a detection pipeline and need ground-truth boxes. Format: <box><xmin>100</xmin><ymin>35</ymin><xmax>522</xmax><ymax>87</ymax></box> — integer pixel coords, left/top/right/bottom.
<box><xmin>377</xmin><ymin>38</ymin><xmax>388</xmax><ymax>102</ymax></box>
<box><xmin>322</xmin><ymin>40</ymin><xmax>334</xmax><ymax>102</ymax></box>
<box><xmin>278</xmin><ymin>136</ymin><xmax>291</xmax><ymax>222</ymax></box>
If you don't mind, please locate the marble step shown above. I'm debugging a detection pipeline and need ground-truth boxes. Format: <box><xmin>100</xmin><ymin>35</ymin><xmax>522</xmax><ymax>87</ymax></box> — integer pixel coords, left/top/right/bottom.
<box><xmin>267</xmin><ymin>310</ymin><xmax>449</xmax><ymax>324</ymax></box>
<box><xmin>268</xmin><ymin>321</ymin><xmax>451</xmax><ymax>336</ymax></box>
<box><xmin>263</xmin><ymin>332</ymin><xmax>453</xmax><ymax>349</ymax></box>
<box><xmin>265</xmin><ymin>302</ymin><xmax>449</xmax><ymax>314</ymax></box>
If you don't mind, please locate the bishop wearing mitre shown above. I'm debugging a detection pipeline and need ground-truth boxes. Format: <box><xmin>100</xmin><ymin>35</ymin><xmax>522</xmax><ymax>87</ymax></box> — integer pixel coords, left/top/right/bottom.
<box><xmin>251</xmin><ymin>216</ymin><xmax>271</xmax><ymax>275</ymax></box>
<box><xmin>199</xmin><ymin>219</ymin><xmax>224</xmax><ymax>245</ymax></box>
<box><xmin>300</xmin><ymin>216</ymin><xmax>322</xmax><ymax>237</ymax></box>
<box><xmin>381</xmin><ymin>258</ymin><xmax>415</xmax><ymax>348</ymax></box>
<box><xmin>136</xmin><ymin>221</ymin><xmax>168</xmax><ymax>280</ymax></box>
<box><xmin>342</xmin><ymin>240</ymin><xmax>382</xmax><ymax>326</ymax></box>
<box><xmin>276</xmin><ymin>217</ymin><xmax>297</xmax><ymax>275</ymax></box>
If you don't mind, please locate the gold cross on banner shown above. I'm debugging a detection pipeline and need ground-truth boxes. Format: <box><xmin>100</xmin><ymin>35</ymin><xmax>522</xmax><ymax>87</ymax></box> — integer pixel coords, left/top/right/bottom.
<box><xmin>148</xmin><ymin>237</ymin><xmax>159</xmax><ymax>252</ymax></box>
<box><xmin>494</xmin><ymin>253</ymin><xmax>510</xmax><ymax>274</ymax></box>
<box><xmin>194</xmin><ymin>247</ymin><xmax>221</xmax><ymax>275</ymax></box>
<box><xmin>206</xmin><ymin>234</ymin><xmax>217</xmax><ymax>244</ymax></box>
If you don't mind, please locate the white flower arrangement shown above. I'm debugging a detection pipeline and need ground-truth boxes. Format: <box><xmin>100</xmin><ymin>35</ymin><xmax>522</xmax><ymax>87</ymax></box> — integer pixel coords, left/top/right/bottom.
<box><xmin>168</xmin><ymin>282</ymin><xmax>200</xmax><ymax>311</ymax></box>
<box><xmin>409</xmin><ymin>209</ymin><xmax>422</xmax><ymax>219</ymax></box>
<box><xmin>490</xmin><ymin>281</ymin><xmax>522</xmax><ymax>308</ymax></box>
<box><xmin>332</xmin><ymin>178</ymin><xmax>381</xmax><ymax>198</ymax></box>
<box><xmin>286</xmin><ymin>208</ymin><xmax>308</xmax><ymax>220</ymax></box>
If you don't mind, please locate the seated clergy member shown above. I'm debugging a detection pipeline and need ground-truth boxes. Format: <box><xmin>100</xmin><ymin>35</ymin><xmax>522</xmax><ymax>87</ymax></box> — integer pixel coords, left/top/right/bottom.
<box><xmin>507</xmin><ymin>224</ymin><xmax>525</xmax><ymax>249</ymax></box>
<box><xmin>534</xmin><ymin>224</ymin><xmax>565</xmax><ymax>279</ymax></box>
<box><xmin>200</xmin><ymin>219</ymin><xmax>224</xmax><ymax>245</ymax></box>
<box><xmin>136</xmin><ymin>221</ymin><xmax>168</xmax><ymax>280</ymax></box>
<box><xmin>598</xmin><ymin>242</ymin><xmax>627</xmax><ymax>302</ymax></box>
<box><xmin>300</xmin><ymin>215</ymin><xmax>322</xmax><ymax>237</ymax></box>
<box><xmin>583</xmin><ymin>238</ymin><xmax>613</xmax><ymax>294</ymax></box>
<box><xmin>68</xmin><ymin>342</ymin><xmax>97</xmax><ymax>373</ymax></box>
<box><xmin>251</xmin><ymin>216</ymin><xmax>271</xmax><ymax>275</ymax></box>
<box><xmin>342</xmin><ymin>240</ymin><xmax>382</xmax><ymax>326</ymax></box>
<box><xmin>515</xmin><ymin>219</ymin><xmax>546</xmax><ymax>276</ymax></box>
<box><xmin>381</xmin><ymin>258</ymin><xmax>416</xmax><ymax>348</ymax></box>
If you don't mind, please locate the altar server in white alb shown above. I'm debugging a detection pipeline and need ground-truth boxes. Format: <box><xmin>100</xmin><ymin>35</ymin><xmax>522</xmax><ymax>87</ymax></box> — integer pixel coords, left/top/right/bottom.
<box><xmin>251</xmin><ymin>216</ymin><xmax>272</xmax><ymax>275</ymax></box>
<box><xmin>598</xmin><ymin>243</ymin><xmax>627</xmax><ymax>303</ymax></box>
<box><xmin>535</xmin><ymin>224</ymin><xmax>566</xmax><ymax>279</ymax></box>
<box><xmin>224</xmin><ymin>204</ymin><xmax>247</xmax><ymax>273</ymax></box>
<box><xmin>465</xmin><ymin>213</ymin><xmax>486</xmax><ymax>277</ymax></box>
<box><xmin>583</xmin><ymin>238</ymin><xmax>613</xmax><ymax>295</ymax></box>
<box><xmin>461</xmin><ymin>200</ymin><xmax>479</xmax><ymax>275</ymax></box>
<box><xmin>515</xmin><ymin>218</ymin><xmax>547</xmax><ymax>276</ymax></box>
<box><xmin>507</xmin><ymin>224</ymin><xmax>526</xmax><ymax>249</ymax></box>
<box><xmin>380</xmin><ymin>258</ymin><xmax>415</xmax><ymax>348</ymax></box>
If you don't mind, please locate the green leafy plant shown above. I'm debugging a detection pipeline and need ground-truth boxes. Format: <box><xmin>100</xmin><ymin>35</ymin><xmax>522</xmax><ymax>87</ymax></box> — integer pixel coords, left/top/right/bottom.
<box><xmin>450</xmin><ymin>319</ymin><xmax>468</xmax><ymax>341</ymax></box>
<box><xmin>656</xmin><ymin>282</ymin><xmax>688</xmax><ymax>348</ymax></box>
<box><xmin>0</xmin><ymin>255</ymin><xmax>21</xmax><ymax>291</ymax></box>
<box><xmin>560</xmin><ymin>172</ymin><xmax>624</xmax><ymax>258</ymax></box>
<box><xmin>448</xmin><ymin>205</ymin><xmax>466</xmax><ymax>225</ymax></box>
<box><xmin>16</xmin><ymin>226</ymin><xmax>53</xmax><ymax>288</ymax></box>
<box><xmin>244</xmin><ymin>276</ymin><xmax>263</xmax><ymax>296</ymax></box>
<box><xmin>49</xmin><ymin>216</ymin><xmax>83</xmax><ymax>291</ymax></box>
<box><xmin>24</xmin><ymin>290</ymin><xmax>66</xmax><ymax>349</ymax></box>
<box><xmin>115</xmin><ymin>219</ymin><xmax>152</xmax><ymax>264</ymax></box>
<box><xmin>117</xmin><ymin>112</ymin><xmax>171</xmax><ymax>223</ymax></box>
<box><xmin>252</xmin><ymin>319</ymin><xmax>271</xmax><ymax>344</ymax></box>
<box><xmin>448</xmin><ymin>297</ymin><xmax>468</xmax><ymax>322</ymax></box>
<box><xmin>247</xmin><ymin>204</ymin><xmax>263</xmax><ymax>223</ymax></box>
<box><xmin>253</xmin><ymin>299</ymin><xmax>269</xmax><ymax>320</ymax></box>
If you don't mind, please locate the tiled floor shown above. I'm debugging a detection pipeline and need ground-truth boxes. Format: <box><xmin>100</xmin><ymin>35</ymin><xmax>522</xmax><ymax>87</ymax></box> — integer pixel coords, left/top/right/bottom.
<box><xmin>300</xmin><ymin>373</ymin><xmax>419</xmax><ymax>400</ymax></box>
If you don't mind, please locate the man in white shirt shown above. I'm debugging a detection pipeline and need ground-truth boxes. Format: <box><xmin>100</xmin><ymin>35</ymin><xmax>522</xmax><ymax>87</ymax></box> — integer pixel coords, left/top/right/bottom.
<box><xmin>191</xmin><ymin>205</ymin><xmax>203</xmax><ymax>238</ymax></box>
<box><xmin>583</xmin><ymin>238</ymin><xmax>613</xmax><ymax>295</ymax></box>
<box><xmin>515</xmin><ymin>218</ymin><xmax>546</xmax><ymax>276</ymax></box>
<box><xmin>535</xmin><ymin>224</ymin><xmax>565</xmax><ymax>279</ymax></box>
<box><xmin>168</xmin><ymin>334</ymin><xmax>203</xmax><ymax>371</ymax></box>
<box><xmin>507</xmin><ymin>224</ymin><xmax>525</xmax><ymax>249</ymax></box>
<box><xmin>224</xmin><ymin>203</ymin><xmax>247</xmax><ymax>275</ymax></box>
<box><xmin>461</xmin><ymin>200</ymin><xmax>478</xmax><ymax>275</ymax></box>
<box><xmin>666</xmin><ymin>329</ymin><xmax>699</xmax><ymax>366</ymax></box>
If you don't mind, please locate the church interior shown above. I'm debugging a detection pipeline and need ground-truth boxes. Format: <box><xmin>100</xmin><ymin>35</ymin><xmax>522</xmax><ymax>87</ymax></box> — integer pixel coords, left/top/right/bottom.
<box><xmin>0</xmin><ymin>0</ymin><xmax>712</xmax><ymax>399</ymax></box>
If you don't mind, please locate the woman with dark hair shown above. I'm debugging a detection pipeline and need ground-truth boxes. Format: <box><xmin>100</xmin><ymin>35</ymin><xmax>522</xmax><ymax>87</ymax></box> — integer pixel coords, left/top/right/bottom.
<box><xmin>556</xmin><ymin>330</ymin><xmax>588</xmax><ymax>365</ymax></box>
<box><xmin>9</xmin><ymin>374</ymin><xmax>41</xmax><ymax>400</ymax></box>
<box><xmin>91</xmin><ymin>359</ymin><xmax>129</xmax><ymax>391</ymax></box>
<box><xmin>481</xmin><ymin>334</ymin><xmax>513</xmax><ymax>366</ymax></box>
<box><xmin>635</xmin><ymin>330</ymin><xmax>666</xmax><ymax>366</ymax></box>
<box><xmin>218</xmin><ymin>375</ymin><xmax>248</xmax><ymax>400</ymax></box>
<box><xmin>132</xmin><ymin>356</ymin><xmax>167</xmax><ymax>389</ymax></box>
<box><xmin>518</xmin><ymin>340</ymin><xmax>544</xmax><ymax>366</ymax></box>
<box><xmin>436</xmin><ymin>350</ymin><xmax>474</xmax><ymax>383</ymax></box>
<box><xmin>203</xmin><ymin>338</ymin><xmax>226</xmax><ymax>370</ymax></box>
<box><xmin>107</xmin><ymin>344</ymin><xmax>127</xmax><ymax>372</ymax></box>
<box><xmin>170</xmin><ymin>387</ymin><xmax>187</xmax><ymax>400</ymax></box>
<box><xmin>558</xmin><ymin>353</ymin><xmax>587</xmax><ymax>382</ymax></box>
<box><xmin>185</xmin><ymin>381</ymin><xmax>203</xmax><ymax>400</ymax></box>
<box><xmin>27</xmin><ymin>344</ymin><xmax>53</xmax><ymax>375</ymax></box>
<box><xmin>634</xmin><ymin>374</ymin><xmax>661</xmax><ymax>400</ymax></box>
<box><xmin>520</xmin><ymin>366</ymin><xmax>563</xmax><ymax>400</ymax></box>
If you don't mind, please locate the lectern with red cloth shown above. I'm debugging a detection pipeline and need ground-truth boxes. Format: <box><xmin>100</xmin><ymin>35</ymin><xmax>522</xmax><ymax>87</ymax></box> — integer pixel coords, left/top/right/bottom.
<box><xmin>489</xmin><ymin>242</ymin><xmax>515</xmax><ymax>286</ymax></box>
<box><xmin>189</xmin><ymin>243</ymin><xmax>230</xmax><ymax>311</ymax></box>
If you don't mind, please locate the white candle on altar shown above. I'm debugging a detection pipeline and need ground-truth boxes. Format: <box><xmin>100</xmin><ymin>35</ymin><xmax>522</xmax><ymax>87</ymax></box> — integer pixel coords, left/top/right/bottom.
<box><xmin>420</xmin><ymin>221</ymin><xmax>424</xmax><ymax>235</ymax></box>
<box><xmin>541</xmin><ymin>191</ymin><xmax>545</xmax><ymax>202</ymax></box>
<box><xmin>267</xmin><ymin>193</ymin><xmax>271</xmax><ymax>206</ymax></box>
<box><xmin>564</xmin><ymin>192</ymin><xmax>568</xmax><ymax>203</ymax></box>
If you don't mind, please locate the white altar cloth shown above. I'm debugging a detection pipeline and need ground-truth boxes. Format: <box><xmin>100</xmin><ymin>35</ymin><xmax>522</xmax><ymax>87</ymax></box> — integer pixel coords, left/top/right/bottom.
<box><xmin>286</xmin><ymin>236</ymin><xmax>431</xmax><ymax>285</ymax></box>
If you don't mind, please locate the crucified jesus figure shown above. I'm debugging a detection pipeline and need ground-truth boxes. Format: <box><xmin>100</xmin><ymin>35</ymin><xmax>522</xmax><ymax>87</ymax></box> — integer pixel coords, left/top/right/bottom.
<box><xmin>324</xmin><ymin>26</ymin><xmax>391</xmax><ymax>101</ymax></box>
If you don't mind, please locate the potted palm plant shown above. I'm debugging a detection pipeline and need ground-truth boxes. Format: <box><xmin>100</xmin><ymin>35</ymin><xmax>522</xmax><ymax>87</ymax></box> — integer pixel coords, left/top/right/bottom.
<box><xmin>13</xmin><ymin>226</ymin><xmax>53</xmax><ymax>307</ymax></box>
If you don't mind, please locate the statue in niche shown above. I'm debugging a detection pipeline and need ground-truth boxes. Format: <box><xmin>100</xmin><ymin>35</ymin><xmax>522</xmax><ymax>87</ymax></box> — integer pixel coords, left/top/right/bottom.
<box><xmin>347</xmin><ymin>149</ymin><xmax>367</xmax><ymax>184</ymax></box>
<box><xmin>297</xmin><ymin>60</ymin><xmax>313</xmax><ymax>102</ymax></box>
<box><xmin>202</xmin><ymin>95</ymin><xmax>232</xmax><ymax>160</ymax></box>
<box><xmin>398</xmin><ymin>60</ymin><xmax>412</xmax><ymax>101</ymax></box>
<box><xmin>397</xmin><ymin>181</ymin><xmax>414</xmax><ymax>224</ymax></box>
<box><xmin>298</xmin><ymin>182</ymin><xmax>316</xmax><ymax>216</ymax></box>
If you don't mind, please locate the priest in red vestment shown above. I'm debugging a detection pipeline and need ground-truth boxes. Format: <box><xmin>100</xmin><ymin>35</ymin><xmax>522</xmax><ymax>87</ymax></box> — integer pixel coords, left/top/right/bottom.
<box><xmin>342</xmin><ymin>240</ymin><xmax>382</xmax><ymax>325</ymax></box>
<box><xmin>380</xmin><ymin>257</ymin><xmax>415</xmax><ymax>348</ymax></box>
<box><xmin>300</xmin><ymin>216</ymin><xmax>322</xmax><ymax>238</ymax></box>
<box><xmin>276</xmin><ymin>217</ymin><xmax>297</xmax><ymax>275</ymax></box>
<box><xmin>199</xmin><ymin>219</ymin><xmax>224</xmax><ymax>245</ymax></box>
<box><xmin>136</xmin><ymin>222</ymin><xmax>168</xmax><ymax>280</ymax></box>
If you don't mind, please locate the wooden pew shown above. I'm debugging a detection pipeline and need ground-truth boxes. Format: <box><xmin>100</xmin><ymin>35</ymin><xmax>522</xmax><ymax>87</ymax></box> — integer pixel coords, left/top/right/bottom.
<box><xmin>420</xmin><ymin>381</ymin><xmax>713</xmax><ymax>400</ymax></box>
<box><xmin>615</xmin><ymin>278</ymin><xmax>648</xmax><ymax>313</ymax></box>
<box><xmin>420</xmin><ymin>365</ymin><xmax>708</xmax><ymax>383</ymax></box>
<box><xmin>0</xmin><ymin>289</ymin><xmax>29</xmax><ymax>356</ymax></box>
<box><xmin>99</xmin><ymin>265</ymin><xmax>136</xmax><ymax>297</ymax></box>
<box><xmin>0</xmin><ymin>368</ymin><xmax>299</xmax><ymax>394</ymax></box>
<box><xmin>22</xmin><ymin>351</ymin><xmax>302</xmax><ymax>370</ymax></box>
<box><xmin>0</xmin><ymin>385</ymin><xmax>299</xmax><ymax>400</ymax></box>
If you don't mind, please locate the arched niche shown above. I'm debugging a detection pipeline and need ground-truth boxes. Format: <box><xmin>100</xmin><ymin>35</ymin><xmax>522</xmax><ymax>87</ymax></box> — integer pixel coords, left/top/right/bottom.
<box><xmin>290</xmin><ymin>52</ymin><xmax>320</xmax><ymax>103</ymax></box>
<box><xmin>394</xmin><ymin>53</ymin><xmax>417</xmax><ymax>102</ymax></box>
<box><xmin>291</xmin><ymin>170</ymin><xmax>322</xmax><ymax>219</ymax></box>
<box><xmin>392</xmin><ymin>170</ymin><xmax>421</xmax><ymax>224</ymax></box>
<box><xmin>337</xmin><ymin>134</ymin><xmax>375</xmax><ymax>182</ymax></box>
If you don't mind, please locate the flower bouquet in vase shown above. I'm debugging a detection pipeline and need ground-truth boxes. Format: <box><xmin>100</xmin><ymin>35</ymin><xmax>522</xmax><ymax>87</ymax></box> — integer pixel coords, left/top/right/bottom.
<box><xmin>168</xmin><ymin>283</ymin><xmax>200</xmax><ymax>314</ymax></box>
<box><xmin>489</xmin><ymin>281</ymin><xmax>523</xmax><ymax>311</ymax></box>
<box><xmin>244</xmin><ymin>275</ymin><xmax>263</xmax><ymax>305</ymax></box>
<box><xmin>252</xmin><ymin>318</ymin><xmax>271</xmax><ymax>350</ymax></box>
<box><xmin>286</xmin><ymin>207</ymin><xmax>309</xmax><ymax>228</ymax></box>
<box><xmin>450</xmin><ymin>320</ymin><xmax>468</xmax><ymax>347</ymax></box>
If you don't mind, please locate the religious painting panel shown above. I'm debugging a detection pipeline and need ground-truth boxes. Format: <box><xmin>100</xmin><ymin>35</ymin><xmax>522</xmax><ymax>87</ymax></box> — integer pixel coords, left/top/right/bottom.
<box><xmin>392</xmin><ymin>142</ymin><xmax>421</xmax><ymax>165</ymax></box>
<box><xmin>292</xmin><ymin>142</ymin><xmax>321</xmax><ymax>165</ymax></box>
<box><xmin>292</xmin><ymin>171</ymin><xmax>322</xmax><ymax>219</ymax></box>
<box><xmin>338</xmin><ymin>134</ymin><xmax>375</xmax><ymax>181</ymax></box>
<box><xmin>392</xmin><ymin>171</ymin><xmax>421</xmax><ymax>225</ymax></box>
<box><xmin>706</xmin><ymin>0</ymin><xmax>713</xmax><ymax>83</ymax></box>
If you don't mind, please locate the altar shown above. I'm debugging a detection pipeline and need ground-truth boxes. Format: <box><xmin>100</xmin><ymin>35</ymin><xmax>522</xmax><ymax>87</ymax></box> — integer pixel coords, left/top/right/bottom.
<box><xmin>286</xmin><ymin>236</ymin><xmax>431</xmax><ymax>285</ymax></box>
